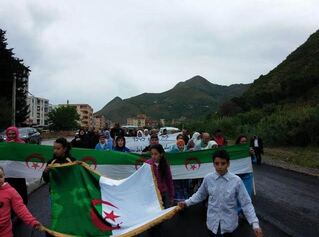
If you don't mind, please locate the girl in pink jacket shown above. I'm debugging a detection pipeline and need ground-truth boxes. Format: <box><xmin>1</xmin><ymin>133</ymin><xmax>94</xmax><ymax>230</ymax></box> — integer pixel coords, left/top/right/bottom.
<box><xmin>0</xmin><ymin>166</ymin><xmax>42</xmax><ymax>237</ymax></box>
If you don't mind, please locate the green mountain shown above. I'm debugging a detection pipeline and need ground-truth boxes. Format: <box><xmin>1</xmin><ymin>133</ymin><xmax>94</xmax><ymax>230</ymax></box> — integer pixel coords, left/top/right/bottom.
<box><xmin>233</xmin><ymin>29</ymin><xmax>319</xmax><ymax>110</ymax></box>
<box><xmin>205</xmin><ymin>29</ymin><xmax>319</xmax><ymax>147</ymax></box>
<box><xmin>96</xmin><ymin>76</ymin><xmax>250</xmax><ymax>124</ymax></box>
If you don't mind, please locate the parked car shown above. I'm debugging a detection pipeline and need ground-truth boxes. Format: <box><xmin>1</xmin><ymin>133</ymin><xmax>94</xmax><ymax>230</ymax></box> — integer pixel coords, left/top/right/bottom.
<box><xmin>19</xmin><ymin>127</ymin><xmax>41</xmax><ymax>144</ymax></box>
<box><xmin>1</xmin><ymin>127</ymin><xmax>41</xmax><ymax>144</ymax></box>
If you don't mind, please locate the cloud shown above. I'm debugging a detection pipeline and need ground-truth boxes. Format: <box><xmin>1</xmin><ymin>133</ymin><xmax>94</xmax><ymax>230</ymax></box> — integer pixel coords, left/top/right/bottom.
<box><xmin>0</xmin><ymin>0</ymin><xmax>318</xmax><ymax>111</ymax></box>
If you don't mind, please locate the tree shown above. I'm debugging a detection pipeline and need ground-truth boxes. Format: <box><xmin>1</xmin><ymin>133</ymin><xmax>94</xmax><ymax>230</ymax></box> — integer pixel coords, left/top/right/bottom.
<box><xmin>218</xmin><ymin>101</ymin><xmax>242</xmax><ymax>117</ymax></box>
<box><xmin>0</xmin><ymin>98</ymin><xmax>12</xmax><ymax>129</ymax></box>
<box><xmin>0</xmin><ymin>29</ymin><xmax>30</xmax><ymax>128</ymax></box>
<box><xmin>48</xmin><ymin>106</ymin><xmax>80</xmax><ymax>131</ymax></box>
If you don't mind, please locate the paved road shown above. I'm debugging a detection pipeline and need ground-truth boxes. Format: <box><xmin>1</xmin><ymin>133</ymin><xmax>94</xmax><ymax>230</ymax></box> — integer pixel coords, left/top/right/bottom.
<box><xmin>13</xmin><ymin>184</ymin><xmax>288</xmax><ymax>237</ymax></box>
<box><xmin>253</xmin><ymin>164</ymin><xmax>319</xmax><ymax>237</ymax></box>
<box><xmin>13</xmin><ymin>167</ymin><xmax>303</xmax><ymax>237</ymax></box>
<box><xmin>18</xmin><ymin>140</ymin><xmax>318</xmax><ymax>236</ymax></box>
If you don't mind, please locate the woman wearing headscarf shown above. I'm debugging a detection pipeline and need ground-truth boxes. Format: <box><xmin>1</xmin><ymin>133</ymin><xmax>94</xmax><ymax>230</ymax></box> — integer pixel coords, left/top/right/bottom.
<box><xmin>186</xmin><ymin>132</ymin><xmax>201</xmax><ymax>150</ymax></box>
<box><xmin>136</xmin><ymin>130</ymin><xmax>144</xmax><ymax>138</ymax></box>
<box><xmin>4</xmin><ymin>126</ymin><xmax>28</xmax><ymax>207</ymax></box>
<box><xmin>5</xmin><ymin>126</ymin><xmax>25</xmax><ymax>143</ymax></box>
<box><xmin>104</xmin><ymin>130</ymin><xmax>113</xmax><ymax>149</ymax></box>
<box><xmin>71</xmin><ymin>128</ymin><xmax>90</xmax><ymax>148</ymax></box>
<box><xmin>144</xmin><ymin>129</ymin><xmax>150</xmax><ymax>141</ymax></box>
<box><xmin>169</xmin><ymin>139</ymin><xmax>187</xmax><ymax>153</ymax></box>
<box><xmin>207</xmin><ymin>140</ymin><xmax>218</xmax><ymax>149</ymax></box>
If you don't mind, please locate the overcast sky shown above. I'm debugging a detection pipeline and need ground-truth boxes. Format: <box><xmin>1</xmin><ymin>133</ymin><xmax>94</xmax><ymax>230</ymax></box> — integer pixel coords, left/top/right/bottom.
<box><xmin>1</xmin><ymin>0</ymin><xmax>318</xmax><ymax>111</ymax></box>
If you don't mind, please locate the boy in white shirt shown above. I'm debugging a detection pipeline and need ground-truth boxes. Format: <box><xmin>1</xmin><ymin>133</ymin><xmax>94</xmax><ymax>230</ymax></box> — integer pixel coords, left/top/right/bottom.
<box><xmin>178</xmin><ymin>150</ymin><xmax>263</xmax><ymax>237</ymax></box>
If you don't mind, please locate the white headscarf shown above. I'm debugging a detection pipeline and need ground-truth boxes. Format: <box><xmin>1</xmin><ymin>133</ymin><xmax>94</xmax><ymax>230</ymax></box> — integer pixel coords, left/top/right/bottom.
<box><xmin>207</xmin><ymin>140</ymin><xmax>218</xmax><ymax>149</ymax></box>
<box><xmin>136</xmin><ymin>130</ymin><xmax>144</xmax><ymax>137</ymax></box>
<box><xmin>191</xmin><ymin>132</ymin><xmax>200</xmax><ymax>141</ymax></box>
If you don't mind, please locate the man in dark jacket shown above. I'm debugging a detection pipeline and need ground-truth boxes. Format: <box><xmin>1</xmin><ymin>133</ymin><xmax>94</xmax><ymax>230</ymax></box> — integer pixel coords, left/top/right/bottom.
<box><xmin>250</xmin><ymin>136</ymin><xmax>263</xmax><ymax>165</ymax></box>
<box><xmin>110</xmin><ymin>123</ymin><xmax>125</xmax><ymax>140</ymax></box>
<box><xmin>71</xmin><ymin>129</ymin><xmax>90</xmax><ymax>148</ymax></box>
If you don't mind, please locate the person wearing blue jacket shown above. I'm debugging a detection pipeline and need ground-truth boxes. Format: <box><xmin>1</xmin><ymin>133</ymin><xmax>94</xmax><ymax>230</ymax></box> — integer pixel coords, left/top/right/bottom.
<box><xmin>168</xmin><ymin>139</ymin><xmax>187</xmax><ymax>153</ymax></box>
<box><xmin>113</xmin><ymin>136</ymin><xmax>130</xmax><ymax>152</ymax></box>
<box><xmin>95</xmin><ymin>134</ymin><xmax>112</xmax><ymax>150</ymax></box>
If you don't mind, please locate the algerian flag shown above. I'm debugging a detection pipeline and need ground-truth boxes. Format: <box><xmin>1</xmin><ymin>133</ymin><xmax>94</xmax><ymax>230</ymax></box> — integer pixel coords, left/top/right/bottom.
<box><xmin>44</xmin><ymin>162</ymin><xmax>179</xmax><ymax>237</ymax></box>
<box><xmin>0</xmin><ymin>143</ymin><xmax>252</xmax><ymax>180</ymax></box>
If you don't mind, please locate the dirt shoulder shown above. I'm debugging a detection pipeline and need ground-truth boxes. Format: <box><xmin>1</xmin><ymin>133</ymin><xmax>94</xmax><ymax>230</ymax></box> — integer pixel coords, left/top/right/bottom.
<box><xmin>263</xmin><ymin>146</ymin><xmax>319</xmax><ymax>176</ymax></box>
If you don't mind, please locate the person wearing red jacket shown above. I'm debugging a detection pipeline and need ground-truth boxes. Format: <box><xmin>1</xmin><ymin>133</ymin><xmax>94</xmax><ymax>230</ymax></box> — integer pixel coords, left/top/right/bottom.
<box><xmin>0</xmin><ymin>166</ymin><xmax>43</xmax><ymax>237</ymax></box>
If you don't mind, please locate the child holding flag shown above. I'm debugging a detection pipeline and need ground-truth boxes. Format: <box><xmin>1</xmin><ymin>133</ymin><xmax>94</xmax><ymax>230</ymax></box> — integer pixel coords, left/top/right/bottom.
<box><xmin>42</xmin><ymin>137</ymin><xmax>76</xmax><ymax>237</ymax></box>
<box><xmin>146</xmin><ymin>144</ymin><xmax>174</xmax><ymax>237</ymax></box>
<box><xmin>178</xmin><ymin>150</ymin><xmax>263</xmax><ymax>237</ymax></box>
<box><xmin>43</xmin><ymin>137</ymin><xmax>76</xmax><ymax>183</ymax></box>
<box><xmin>146</xmin><ymin>144</ymin><xmax>174</xmax><ymax>208</ymax></box>
<box><xmin>0</xmin><ymin>166</ymin><xmax>43</xmax><ymax>237</ymax></box>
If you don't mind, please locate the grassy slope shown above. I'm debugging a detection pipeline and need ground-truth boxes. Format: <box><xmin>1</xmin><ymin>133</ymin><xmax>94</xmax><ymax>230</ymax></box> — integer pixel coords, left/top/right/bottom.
<box><xmin>264</xmin><ymin>147</ymin><xmax>319</xmax><ymax>169</ymax></box>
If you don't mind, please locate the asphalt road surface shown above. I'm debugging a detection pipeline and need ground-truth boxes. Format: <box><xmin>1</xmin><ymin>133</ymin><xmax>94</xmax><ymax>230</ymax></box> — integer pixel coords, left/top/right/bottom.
<box><xmin>16</xmin><ymin>167</ymin><xmax>315</xmax><ymax>236</ymax></box>
<box><xmin>253</xmin><ymin>164</ymin><xmax>319</xmax><ymax>237</ymax></box>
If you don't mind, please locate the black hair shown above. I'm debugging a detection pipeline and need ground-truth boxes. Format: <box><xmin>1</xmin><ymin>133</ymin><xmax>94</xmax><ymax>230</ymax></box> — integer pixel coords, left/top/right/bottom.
<box><xmin>176</xmin><ymin>134</ymin><xmax>184</xmax><ymax>140</ymax></box>
<box><xmin>212</xmin><ymin>149</ymin><xmax>230</xmax><ymax>163</ymax></box>
<box><xmin>115</xmin><ymin>136</ymin><xmax>126</xmax><ymax>147</ymax></box>
<box><xmin>150</xmin><ymin>134</ymin><xmax>159</xmax><ymax>140</ymax></box>
<box><xmin>78</xmin><ymin>128</ymin><xmax>86</xmax><ymax>137</ymax></box>
<box><xmin>99</xmin><ymin>133</ymin><xmax>106</xmax><ymax>138</ymax></box>
<box><xmin>54</xmin><ymin>137</ymin><xmax>72</xmax><ymax>158</ymax></box>
<box><xmin>150</xmin><ymin>144</ymin><xmax>169</xmax><ymax>180</ymax></box>
<box><xmin>235</xmin><ymin>135</ymin><xmax>248</xmax><ymax>145</ymax></box>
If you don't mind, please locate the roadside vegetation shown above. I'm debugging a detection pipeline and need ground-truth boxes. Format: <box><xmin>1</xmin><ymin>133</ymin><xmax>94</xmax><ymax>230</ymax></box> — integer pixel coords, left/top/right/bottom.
<box><xmin>265</xmin><ymin>147</ymin><xmax>319</xmax><ymax>169</ymax></box>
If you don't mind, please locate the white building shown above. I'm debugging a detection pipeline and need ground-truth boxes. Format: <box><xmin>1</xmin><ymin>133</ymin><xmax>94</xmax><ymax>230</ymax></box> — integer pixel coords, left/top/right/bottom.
<box><xmin>27</xmin><ymin>96</ymin><xmax>50</xmax><ymax>127</ymax></box>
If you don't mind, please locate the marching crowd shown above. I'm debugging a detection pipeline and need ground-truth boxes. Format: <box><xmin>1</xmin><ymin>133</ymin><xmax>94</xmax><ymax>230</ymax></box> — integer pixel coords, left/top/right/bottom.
<box><xmin>70</xmin><ymin>125</ymin><xmax>263</xmax><ymax>161</ymax></box>
<box><xmin>0</xmin><ymin>125</ymin><xmax>264</xmax><ymax>237</ymax></box>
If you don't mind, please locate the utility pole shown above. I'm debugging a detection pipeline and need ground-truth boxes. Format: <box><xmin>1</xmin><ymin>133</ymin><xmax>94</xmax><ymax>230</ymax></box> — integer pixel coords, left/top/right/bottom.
<box><xmin>12</xmin><ymin>73</ymin><xmax>16</xmax><ymax>126</ymax></box>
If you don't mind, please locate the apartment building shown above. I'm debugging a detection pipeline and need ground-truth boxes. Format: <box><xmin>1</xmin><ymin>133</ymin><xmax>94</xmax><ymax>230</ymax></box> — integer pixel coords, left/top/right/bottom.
<box><xmin>27</xmin><ymin>96</ymin><xmax>50</xmax><ymax>126</ymax></box>
<box><xmin>127</xmin><ymin>114</ymin><xmax>146</xmax><ymax>127</ymax></box>
<box><xmin>60</xmin><ymin>103</ymin><xmax>94</xmax><ymax>128</ymax></box>
<box><xmin>126</xmin><ymin>114</ymin><xmax>159</xmax><ymax>128</ymax></box>
<box><xmin>93</xmin><ymin>115</ymin><xmax>106</xmax><ymax>130</ymax></box>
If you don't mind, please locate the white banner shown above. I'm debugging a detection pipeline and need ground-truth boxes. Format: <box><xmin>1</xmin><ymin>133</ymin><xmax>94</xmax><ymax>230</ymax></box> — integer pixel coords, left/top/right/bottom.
<box><xmin>125</xmin><ymin>133</ymin><xmax>180</xmax><ymax>152</ymax></box>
